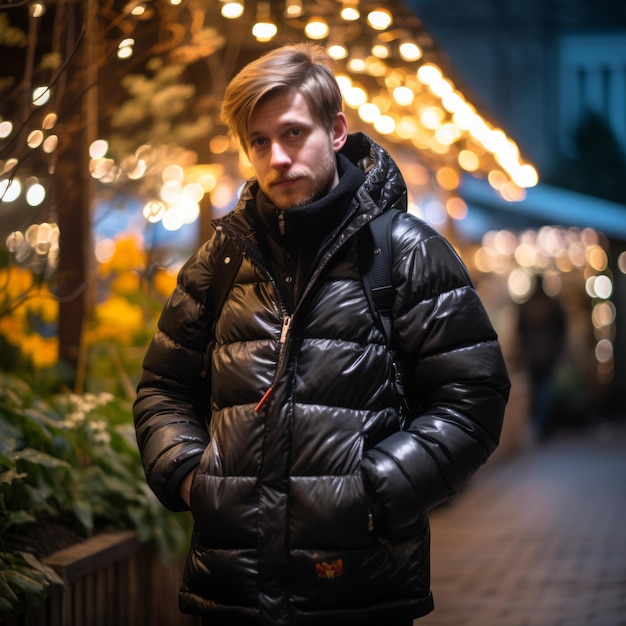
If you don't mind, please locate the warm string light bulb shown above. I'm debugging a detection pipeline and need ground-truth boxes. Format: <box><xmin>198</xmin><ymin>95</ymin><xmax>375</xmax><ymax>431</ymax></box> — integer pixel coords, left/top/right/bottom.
<box><xmin>399</xmin><ymin>41</ymin><xmax>422</xmax><ymax>62</ymax></box>
<box><xmin>130</xmin><ymin>3</ymin><xmax>146</xmax><ymax>16</ymax></box>
<box><xmin>348</xmin><ymin>48</ymin><xmax>367</xmax><ymax>73</ymax></box>
<box><xmin>304</xmin><ymin>17</ymin><xmax>329</xmax><ymax>40</ymax></box>
<box><xmin>31</xmin><ymin>86</ymin><xmax>50</xmax><ymax>107</ymax></box>
<box><xmin>340</xmin><ymin>2</ymin><xmax>359</xmax><ymax>21</ymax></box>
<box><xmin>284</xmin><ymin>0</ymin><xmax>303</xmax><ymax>18</ymax></box>
<box><xmin>0</xmin><ymin>121</ymin><xmax>13</xmax><ymax>138</ymax></box>
<box><xmin>252</xmin><ymin>1</ymin><xmax>277</xmax><ymax>41</ymax></box>
<box><xmin>371</xmin><ymin>43</ymin><xmax>390</xmax><ymax>59</ymax></box>
<box><xmin>30</xmin><ymin>3</ymin><xmax>45</xmax><ymax>17</ymax></box>
<box><xmin>328</xmin><ymin>43</ymin><xmax>348</xmax><ymax>60</ymax></box>
<box><xmin>221</xmin><ymin>1</ymin><xmax>244</xmax><ymax>19</ymax></box>
<box><xmin>367</xmin><ymin>8</ymin><xmax>392</xmax><ymax>30</ymax></box>
<box><xmin>117</xmin><ymin>38</ymin><xmax>135</xmax><ymax>59</ymax></box>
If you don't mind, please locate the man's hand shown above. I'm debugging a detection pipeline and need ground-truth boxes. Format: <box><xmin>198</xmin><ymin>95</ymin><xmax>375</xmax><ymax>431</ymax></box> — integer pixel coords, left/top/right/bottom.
<box><xmin>180</xmin><ymin>470</ymin><xmax>195</xmax><ymax>507</ymax></box>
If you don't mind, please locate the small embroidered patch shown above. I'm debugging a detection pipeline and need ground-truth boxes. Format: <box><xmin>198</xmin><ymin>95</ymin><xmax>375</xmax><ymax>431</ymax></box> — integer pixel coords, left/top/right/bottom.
<box><xmin>315</xmin><ymin>558</ymin><xmax>344</xmax><ymax>579</ymax></box>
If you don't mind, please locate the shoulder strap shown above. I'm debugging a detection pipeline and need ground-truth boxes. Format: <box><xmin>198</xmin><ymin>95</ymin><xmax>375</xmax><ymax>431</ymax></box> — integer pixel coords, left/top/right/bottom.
<box><xmin>359</xmin><ymin>209</ymin><xmax>396</xmax><ymax>345</ymax></box>
<box><xmin>359</xmin><ymin>208</ymin><xmax>410</xmax><ymax>424</ymax></box>
<box><xmin>205</xmin><ymin>237</ymin><xmax>243</xmax><ymax>324</ymax></box>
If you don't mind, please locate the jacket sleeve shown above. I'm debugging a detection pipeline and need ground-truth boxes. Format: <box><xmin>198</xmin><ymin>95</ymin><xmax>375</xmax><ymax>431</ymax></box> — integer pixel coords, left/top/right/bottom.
<box><xmin>133</xmin><ymin>238</ymin><xmax>217</xmax><ymax>512</ymax></box>
<box><xmin>361</xmin><ymin>212</ymin><xmax>510</xmax><ymax>537</ymax></box>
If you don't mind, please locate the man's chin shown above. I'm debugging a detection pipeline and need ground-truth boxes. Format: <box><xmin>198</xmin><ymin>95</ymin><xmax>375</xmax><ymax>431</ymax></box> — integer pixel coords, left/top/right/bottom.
<box><xmin>270</xmin><ymin>193</ymin><xmax>314</xmax><ymax>210</ymax></box>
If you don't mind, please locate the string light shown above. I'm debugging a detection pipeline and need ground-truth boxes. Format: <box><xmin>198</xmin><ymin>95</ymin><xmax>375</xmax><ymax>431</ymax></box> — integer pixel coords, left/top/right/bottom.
<box><xmin>221</xmin><ymin>2</ymin><xmax>244</xmax><ymax>19</ymax></box>
<box><xmin>392</xmin><ymin>85</ymin><xmax>414</xmax><ymax>106</ymax></box>
<box><xmin>328</xmin><ymin>43</ymin><xmax>349</xmax><ymax>60</ymax></box>
<box><xmin>117</xmin><ymin>38</ymin><xmax>135</xmax><ymax>59</ymax></box>
<box><xmin>348</xmin><ymin>48</ymin><xmax>367</xmax><ymax>72</ymax></box>
<box><xmin>252</xmin><ymin>2</ymin><xmax>277</xmax><ymax>42</ymax></box>
<box><xmin>31</xmin><ymin>86</ymin><xmax>50</xmax><ymax>107</ymax></box>
<box><xmin>340</xmin><ymin>3</ymin><xmax>360</xmax><ymax>21</ymax></box>
<box><xmin>130</xmin><ymin>4</ymin><xmax>146</xmax><ymax>16</ymax></box>
<box><xmin>0</xmin><ymin>178</ymin><xmax>22</xmax><ymax>202</ymax></box>
<box><xmin>26</xmin><ymin>181</ymin><xmax>46</xmax><ymax>207</ymax></box>
<box><xmin>0</xmin><ymin>120</ymin><xmax>12</xmax><ymax>138</ymax></box>
<box><xmin>399</xmin><ymin>41</ymin><xmax>422</xmax><ymax>62</ymax></box>
<box><xmin>304</xmin><ymin>17</ymin><xmax>329</xmax><ymax>40</ymax></box>
<box><xmin>6</xmin><ymin>0</ymin><xmax>537</xmax><ymax>215</ymax></box>
<box><xmin>2</xmin><ymin>0</ymin><xmax>540</xmax><ymax>251</ymax></box>
<box><xmin>371</xmin><ymin>43</ymin><xmax>390</xmax><ymax>59</ymax></box>
<box><xmin>284</xmin><ymin>0</ymin><xmax>303</xmax><ymax>18</ymax></box>
<box><xmin>29</xmin><ymin>3</ymin><xmax>45</xmax><ymax>17</ymax></box>
<box><xmin>367</xmin><ymin>9</ymin><xmax>393</xmax><ymax>31</ymax></box>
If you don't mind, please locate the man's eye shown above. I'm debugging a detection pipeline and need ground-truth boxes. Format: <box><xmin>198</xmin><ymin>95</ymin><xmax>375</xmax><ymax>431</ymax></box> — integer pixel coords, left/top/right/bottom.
<box><xmin>250</xmin><ymin>138</ymin><xmax>267</xmax><ymax>149</ymax></box>
<box><xmin>289</xmin><ymin>128</ymin><xmax>303</xmax><ymax>137</ymax></box>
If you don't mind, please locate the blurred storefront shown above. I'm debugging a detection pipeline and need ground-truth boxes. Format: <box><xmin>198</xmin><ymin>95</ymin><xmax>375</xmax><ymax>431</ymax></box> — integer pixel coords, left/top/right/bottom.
<box><xmin>456</xmin><ymin>177</ymin><xmax>625</xmax><ymax>456</ymax></box>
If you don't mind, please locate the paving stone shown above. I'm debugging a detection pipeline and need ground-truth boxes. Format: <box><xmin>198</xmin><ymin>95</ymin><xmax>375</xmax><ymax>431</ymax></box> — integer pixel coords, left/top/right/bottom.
<box><xmin>414</xmin><ymin>422</ymin><xmax>626</xmax><ymax>626</ymax></box>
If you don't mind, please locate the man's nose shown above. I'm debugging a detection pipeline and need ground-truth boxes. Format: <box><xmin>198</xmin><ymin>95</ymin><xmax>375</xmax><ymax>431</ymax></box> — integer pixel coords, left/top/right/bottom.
<box><xmin>270</xmin><ymin>141</ymin><xmax>291</xmax><ymax>168</ymax></box>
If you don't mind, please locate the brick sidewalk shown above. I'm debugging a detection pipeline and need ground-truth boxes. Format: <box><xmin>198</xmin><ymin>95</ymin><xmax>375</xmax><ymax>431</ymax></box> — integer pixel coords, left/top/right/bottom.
<box><xmin>415</xmin><ymin>423</ymin><xmax>626</xmax><ymax>626</ymax></box>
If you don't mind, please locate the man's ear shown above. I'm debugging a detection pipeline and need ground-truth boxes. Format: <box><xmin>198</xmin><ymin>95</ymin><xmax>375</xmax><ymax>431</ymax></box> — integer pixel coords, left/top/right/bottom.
<box><xmin>332</xmin><ymin>112</ymin><xmax>349</xmax><ymax>152</ymax></box>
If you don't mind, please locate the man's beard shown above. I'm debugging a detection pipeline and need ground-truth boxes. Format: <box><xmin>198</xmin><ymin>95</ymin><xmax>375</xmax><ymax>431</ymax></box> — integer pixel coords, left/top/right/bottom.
<box><xmin>263</xmin><ymin>153</ymin><xmax>337</xmax><ymax>210</ymax></box>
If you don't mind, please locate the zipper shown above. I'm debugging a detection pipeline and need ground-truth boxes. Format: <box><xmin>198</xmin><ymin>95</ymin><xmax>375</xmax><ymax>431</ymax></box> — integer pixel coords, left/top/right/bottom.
<box><xmin>279</xmin><ymin>313</ymin><xmax>292</xmax><ymax>342</ymax></box>
<box><xmin>254</xmin><ymin>314</ymin><xmax>292</xmax><ymax>411</ymax></box>
<box><xmin>278</xmin><ymin>210</ymin><xmax>286</xmax><ymax>236</ymax></box>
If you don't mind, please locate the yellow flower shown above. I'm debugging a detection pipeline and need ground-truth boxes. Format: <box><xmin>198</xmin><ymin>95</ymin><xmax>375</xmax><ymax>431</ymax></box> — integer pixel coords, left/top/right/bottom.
<box><xmin>153</xmin><ymin>267</ymin><xmax>177</xmax><ymax>299</ymax></box>
<box><xmin>0</xmin><ymin>315</ymin><xmax>26</xmax><ymax>347</ymax></box>
<box><xmin>1</xmin><ymin>267</ymin><xmax>34</xmax><ymax>300</ymax></box>
<box><xmin>111</xmin><ymin>271</ymin><xmax>141</xmax><ymax>295</ymax></box>
<box><xmin>92</xmin><ymin>295</ymin><xmax>144</xmax><ymax>344</ymax></box>
<box><xmin>26</xmin><ymin>286</ymin><xmax>59</xmax><ymax>323</ymax></box>
<box><xmin>21</xmin><ymin>333</ymin><xmax>59</xmax><ymax>369</ymax></box>
<box><xmin>108</xmin><ymin>236</ymin><xmax>146</xmax><ymax>273</ymax></box>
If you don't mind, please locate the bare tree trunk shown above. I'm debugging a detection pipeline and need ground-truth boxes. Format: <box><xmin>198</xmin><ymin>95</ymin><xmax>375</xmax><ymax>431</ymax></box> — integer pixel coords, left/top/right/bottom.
<box><xmin>56</xmin><ymin>0</ymin><xmax>97</xmax><ymax>391</ymax></box>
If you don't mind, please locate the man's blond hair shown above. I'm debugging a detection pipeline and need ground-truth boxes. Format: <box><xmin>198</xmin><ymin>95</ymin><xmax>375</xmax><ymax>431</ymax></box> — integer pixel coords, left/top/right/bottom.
<box><xmin>221</xmin><ymin>43</ymin><xmax>343</xmax><ymax>154</ymax></box>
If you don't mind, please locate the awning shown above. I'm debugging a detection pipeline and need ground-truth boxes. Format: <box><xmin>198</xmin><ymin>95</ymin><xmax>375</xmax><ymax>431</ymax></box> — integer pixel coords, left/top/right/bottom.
<box><xmin>459</xmin><ymin>176</ymin><xmax>626</xmax><ymax>241</ymax></box>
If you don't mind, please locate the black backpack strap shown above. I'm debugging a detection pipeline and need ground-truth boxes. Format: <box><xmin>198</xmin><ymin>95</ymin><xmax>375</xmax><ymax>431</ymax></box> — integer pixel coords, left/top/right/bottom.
<box><xmin>359</xmin><ymin>209</ymin><xmax>396</xmax><ymax>345</ymax></box>
<box><xmin>205</xmin><ymin>236</ymin><xmax>243</xmax><ymax>324</ymax></box>
<box><xmin>200</xmin><ymin>237</ymin><xmax>242</xmax><ymax>381</ymax></box>
<box><xmin>359</xmin><ymin>209</ymin><xmax>411</xmax><ymax>425</ymax></box>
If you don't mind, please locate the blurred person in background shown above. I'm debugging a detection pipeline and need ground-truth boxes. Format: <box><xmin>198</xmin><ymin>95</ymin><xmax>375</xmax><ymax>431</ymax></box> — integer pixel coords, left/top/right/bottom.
<box><xmin>517</xmin><ymin>283</ymin><xmax>567</xmax><ymax>441</ymax></box>
<box><xmin>134</xmin><ymin>43</ymin><xmax>510</xmax><ymax>626</ymax></box>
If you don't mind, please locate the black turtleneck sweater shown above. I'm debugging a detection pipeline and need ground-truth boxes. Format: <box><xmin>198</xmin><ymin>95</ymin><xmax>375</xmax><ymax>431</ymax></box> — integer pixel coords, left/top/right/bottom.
<box><xmin>255</xmin><ymin>154</ymin><xmax>366</xmax><ymax>314</ymax></box>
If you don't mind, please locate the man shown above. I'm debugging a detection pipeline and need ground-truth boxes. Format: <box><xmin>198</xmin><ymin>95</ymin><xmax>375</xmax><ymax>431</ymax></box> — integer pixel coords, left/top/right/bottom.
<box><xmin>134</xmin><ymin>43</ymin><xmax>510</xmax><ymax>626</ymax></box>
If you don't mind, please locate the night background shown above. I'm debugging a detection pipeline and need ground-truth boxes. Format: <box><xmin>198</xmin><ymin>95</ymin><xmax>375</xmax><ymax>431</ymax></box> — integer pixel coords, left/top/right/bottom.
<box><xmin>1</xmin><ymin>1</ymin><xmax>625</xmax><ymax>624</ymax></box>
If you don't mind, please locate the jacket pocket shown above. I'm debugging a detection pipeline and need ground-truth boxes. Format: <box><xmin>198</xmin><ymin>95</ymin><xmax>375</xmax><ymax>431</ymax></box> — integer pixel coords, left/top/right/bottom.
<box><xmin>191</xmin><ymin>474</ymin><xmax>258</xmax><ymax>547</ymax></box>
<box><xmin>288</xmin><ymin>528</ymin><xmax>431</xmax><ymax>612</ymax></box>
<box><xmin>182</xmin><ymin>538</ymin><xmax>259</xmax><ymax>607</ymax></box>
<box><xmin>189</xmin><ymin>439</ymin><xmax>220</xmax><ymax>511</ymax></box>
<box><xmin>289</xmin><ymin>474</ymin><xmax>375</xmax><ymax>549</ymax></box>
<box><xmin>190</xmin><ymin>439</ymin><xmax>258</xmax><ymax>547</ymax></box>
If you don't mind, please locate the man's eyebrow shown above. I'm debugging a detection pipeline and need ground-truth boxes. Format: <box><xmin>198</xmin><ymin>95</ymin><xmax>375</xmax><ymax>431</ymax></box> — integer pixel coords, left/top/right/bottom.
<box><xmin>248</xmin><ymin>119</ymin><xmax>311</xmax><ymax>137</ymax></box>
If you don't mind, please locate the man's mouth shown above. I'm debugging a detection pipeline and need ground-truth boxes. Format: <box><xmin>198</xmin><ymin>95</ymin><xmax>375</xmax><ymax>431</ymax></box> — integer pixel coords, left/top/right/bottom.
<box><xmin>270</xmin><ymin>175</ymin><xmax>302</xmax><ymax>187</ymax></box>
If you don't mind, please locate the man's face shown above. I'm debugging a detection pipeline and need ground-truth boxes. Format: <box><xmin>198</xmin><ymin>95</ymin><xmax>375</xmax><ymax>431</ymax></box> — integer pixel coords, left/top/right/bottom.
<box><xmin>246</xmin><ymin>89</ymin><xmax>348</xmax><ymax>210</ymax></box>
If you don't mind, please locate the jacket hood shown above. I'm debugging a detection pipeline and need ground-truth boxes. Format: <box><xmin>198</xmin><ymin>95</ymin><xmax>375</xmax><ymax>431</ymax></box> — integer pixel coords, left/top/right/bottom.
<box><xmin>339</xmin><ymin>132</ymin><xmax>408</xmax><ymax>214</ymax></box>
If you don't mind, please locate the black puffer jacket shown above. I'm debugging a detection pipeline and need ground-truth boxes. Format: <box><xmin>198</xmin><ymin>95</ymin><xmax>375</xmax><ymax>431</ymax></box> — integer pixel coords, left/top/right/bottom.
<box><xmin>134</xmin><ymin>133</ymin><xmax>510</xmax><ymax>626</ymax></box>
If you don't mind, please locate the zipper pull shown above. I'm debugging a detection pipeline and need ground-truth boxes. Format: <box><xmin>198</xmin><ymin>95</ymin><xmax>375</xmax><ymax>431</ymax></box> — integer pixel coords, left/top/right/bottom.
<box><xmin>278</xmin><ymin>210</ymin><xmax>286</xmax><ymax>236</ymax></box>
<box><xmin>255</xmin><ymin>316</ymin><xmax>291</xmax><ymax>412</ymax></box>
<box><xmin>255</xmin><ymin>386</ymin><xmax>273</xmax><ymax>412</ymax></box>
<box><xmin>280</xmin><ymin>315</ymin><xmax>292</xmax><ymax>343</ymax></box>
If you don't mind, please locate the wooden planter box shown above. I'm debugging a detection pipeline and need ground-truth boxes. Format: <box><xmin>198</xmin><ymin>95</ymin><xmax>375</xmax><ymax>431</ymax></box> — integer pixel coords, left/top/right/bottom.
<box><xmin>3</xmin><ymin>531</ymin><xmax>201</xmax><ymax>626</ymax></box>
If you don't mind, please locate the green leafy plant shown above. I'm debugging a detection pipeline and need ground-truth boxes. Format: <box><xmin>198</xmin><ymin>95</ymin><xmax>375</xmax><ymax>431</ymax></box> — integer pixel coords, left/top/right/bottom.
<box><xmin>0</xmin><ymin>552</ymin><xmax>64</xmax><ymax>619</ymax></box>
<box><xmin>0</xmin><ymin>371</ymin><xmax>192</xmax><ymax>620</ymax></box>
